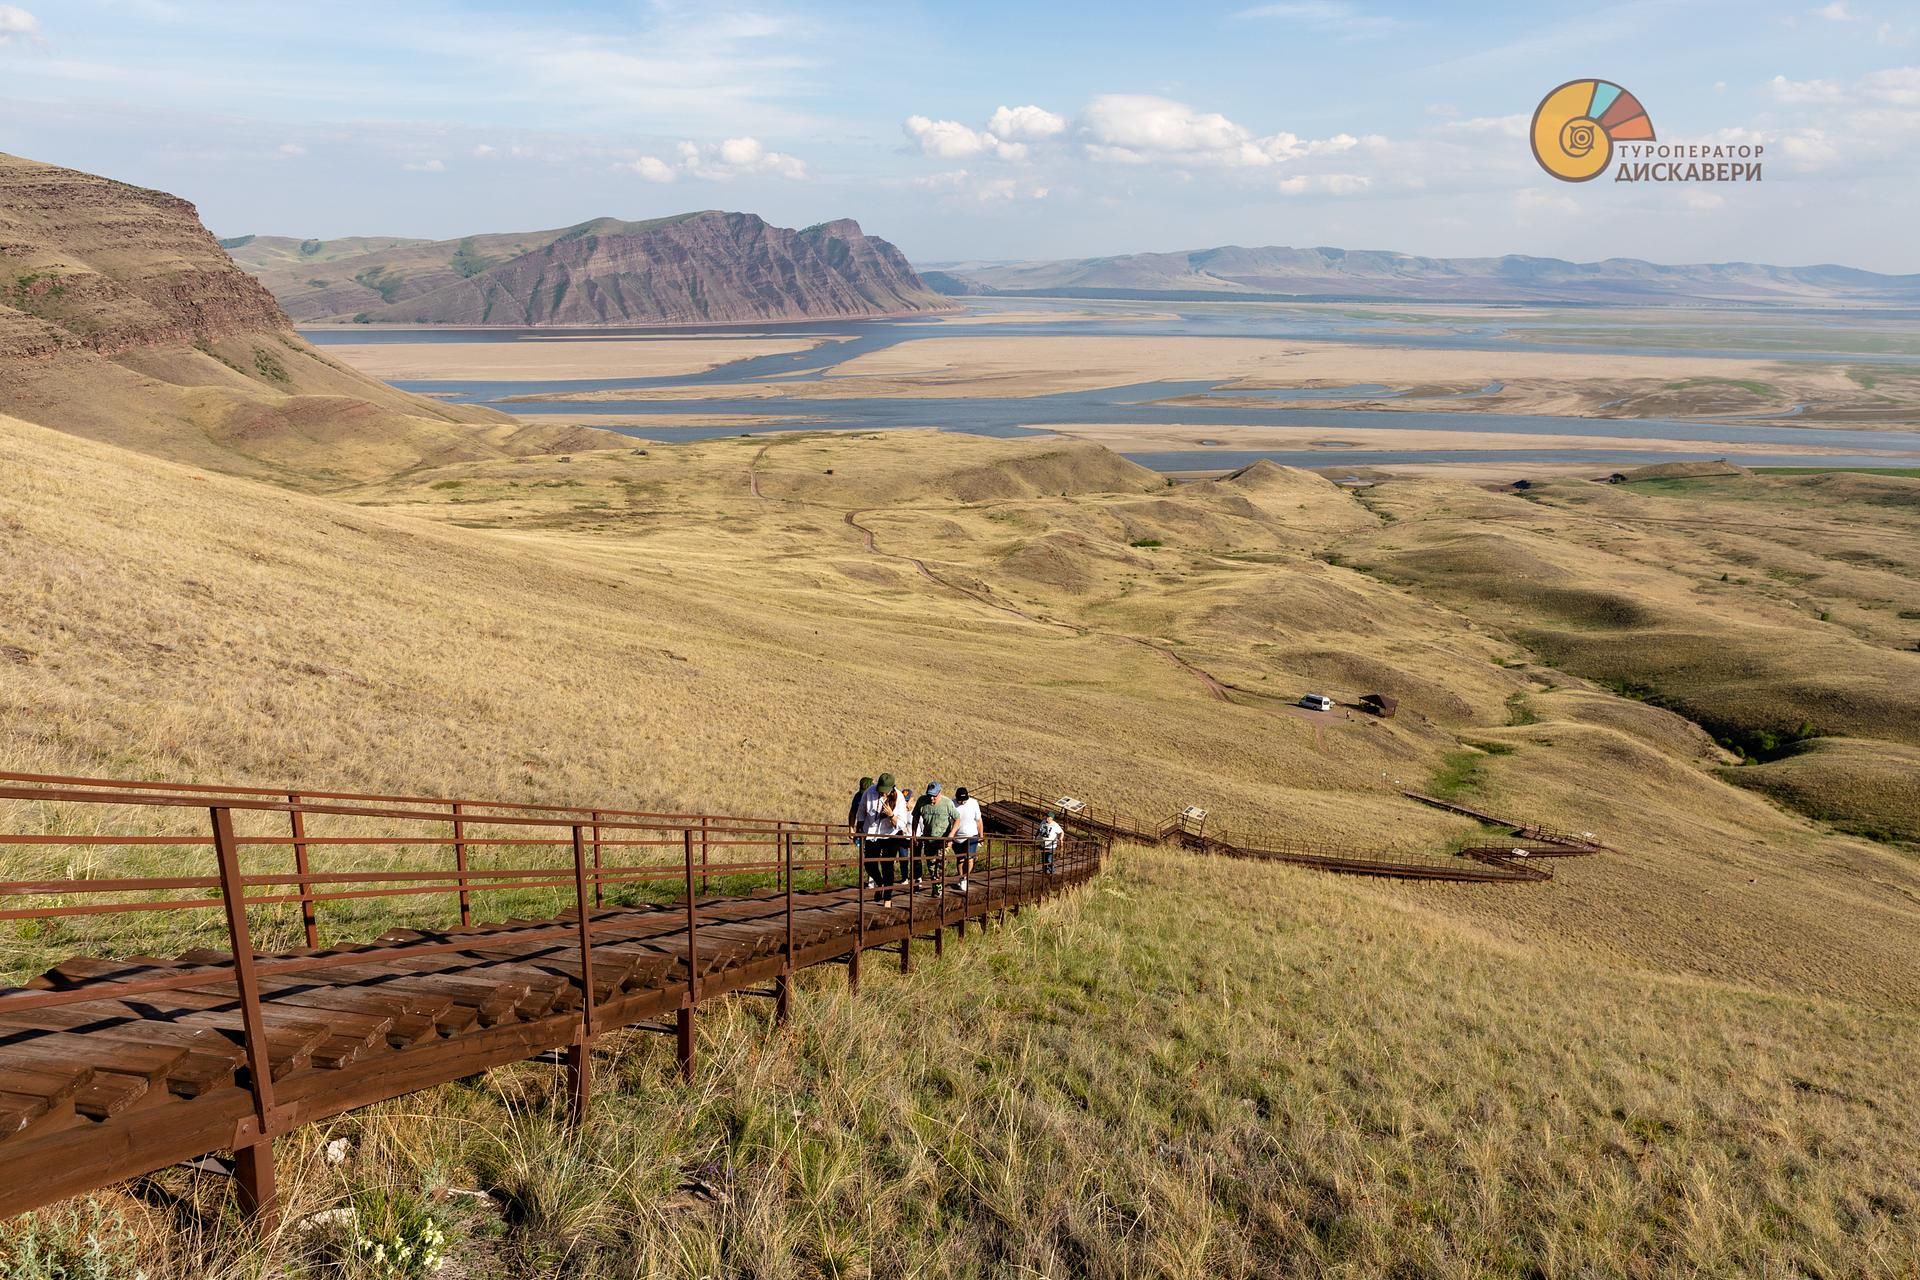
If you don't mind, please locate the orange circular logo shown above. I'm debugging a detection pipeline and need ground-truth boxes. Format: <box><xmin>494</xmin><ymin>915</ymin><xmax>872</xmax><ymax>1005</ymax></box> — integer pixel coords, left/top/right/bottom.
<box><xmin>1531</xmin><ymin>80</ymin><xmax>1655</xmax><ymax>181</ymax></box>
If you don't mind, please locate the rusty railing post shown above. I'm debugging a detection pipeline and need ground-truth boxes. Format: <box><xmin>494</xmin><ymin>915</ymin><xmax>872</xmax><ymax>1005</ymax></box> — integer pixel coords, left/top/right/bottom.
<box><xmin>773</xmin><ymin>820</ymin><xmax>785</xmax><ymax>896</ymax></box>
<box><xmin>902</xmin><ymin>836</ymin><xmax>915</xmax><ymax>974</ymax></box>
<box><xmin>851</xmin><ymin>833</ymin><xmax>864</xmax><ymax>995</ymax></box>
<box><xmin>566</xmin><ymin>824</ymin><xmax>597</xmax><ymax>1126</ymax></box>
<box><xmin>451</xmin><ymin>802</ymin><xmax>471</xmax><ymax>928</ymax></box>
<box><xmin>699</xmin><ymin>814</ymin><xmax>710</xmax><ymax>897</ymax></box>
<box><xmin>680</xmin><ymin>827</ymin><xmax>698</xmax><ymax>1081</ymax></box>
<box><xmin>211</xmin><ymin>806</ymin><xmax>279</xmax><ymax>1228</ymax></box>
<box><xmin>286</xmin><ymin>792</ymin><xmax>318</xmax><ymax>950</ymax></box>
<box><xmin>777</xmin><ymin>829</ymin><xmax>793</xmax><ymax>1026</ymax></box>
<box><xmin>591</xmin><ymin>810</ymin><xmax>605</xmax><ymax>909</ymax></box>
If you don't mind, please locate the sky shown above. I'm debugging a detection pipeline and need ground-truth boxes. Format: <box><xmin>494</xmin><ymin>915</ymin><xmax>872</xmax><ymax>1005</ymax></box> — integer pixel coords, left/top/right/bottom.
<box><xmin>1</xmin><ymin>0</ymin><xmax>1917</xmax><ymax>271</ymax></box>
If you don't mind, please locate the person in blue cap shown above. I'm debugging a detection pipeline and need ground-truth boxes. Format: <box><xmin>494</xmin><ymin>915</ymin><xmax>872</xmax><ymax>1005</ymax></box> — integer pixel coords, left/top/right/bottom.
<box><xmin>914</xmin><ymin>781</ymin><xmax>958</xmax><ymax>894</ymax></box>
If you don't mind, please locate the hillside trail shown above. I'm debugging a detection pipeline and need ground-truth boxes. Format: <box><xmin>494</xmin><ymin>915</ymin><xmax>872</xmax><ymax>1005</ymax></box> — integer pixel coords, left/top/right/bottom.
<box><xmin>744</xmin><ymin>440</ymin><xmax>1342</xmax><ymax>727</ymax></box>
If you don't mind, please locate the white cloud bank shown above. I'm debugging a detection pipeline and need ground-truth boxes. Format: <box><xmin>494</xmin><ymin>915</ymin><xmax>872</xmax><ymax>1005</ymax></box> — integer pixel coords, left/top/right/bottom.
<box><xmin>617</xmin><ymin>136</ymin><xmax>807</xmax><ymax>183</ymax></box>
<box><xmin>1081</xmin><ymin>93</ymin><xmax>1373</xmax><ymax>168</ymax></box>
<box><xmin>0</xmin><ymin>4</ymin><xmax>38</xmax><ymax>42</ymax></box>
<box><xmin>901</xmin><ymin>95</ymin><xmax>1381</xmax><ymax>186</ymax></box>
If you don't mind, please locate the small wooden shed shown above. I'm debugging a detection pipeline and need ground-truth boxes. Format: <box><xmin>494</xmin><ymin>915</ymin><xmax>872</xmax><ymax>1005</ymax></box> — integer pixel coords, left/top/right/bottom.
<box><xmin>1360</xmin><ymin>693</ymin><xmax>1399</xmax><ymax>718</ymax></box>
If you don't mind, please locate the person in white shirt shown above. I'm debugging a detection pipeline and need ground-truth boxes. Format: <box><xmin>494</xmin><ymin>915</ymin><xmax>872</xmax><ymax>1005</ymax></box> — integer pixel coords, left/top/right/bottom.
<box><xmin>949</xmin><ymin>787</ymin><xmax>983</xmax><ymax>893</ymax></box>
<box><xmin>1036</xmin><ymin>813</ymin><xmax>1064</xmax><ymax>875</ymax></box>
<box><xmin>858</xmin><ymin>773</ymin><xmax>908</xmax><ymax>903</ymax></box>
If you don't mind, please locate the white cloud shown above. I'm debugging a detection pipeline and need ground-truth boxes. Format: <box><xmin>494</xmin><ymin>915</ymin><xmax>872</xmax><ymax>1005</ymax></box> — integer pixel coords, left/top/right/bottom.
<box><xmin>987</xmin><ymin>104</ymin><xmax>1067</xmax><ymax>141</ymax></box>
<box><xmin>1515</xmin><ymin>188</ymin><xmax>1579</xmax><ymax>216</ymax></box>
<box><xmin>680</xmin><ymin>136</ymin><xmax>807</xmax><ymax>179</ymax></box>
<box><xmin>1813</xmin><ymin>1</ymin><xmax>1855</xmax><ymax>19</ymax></box>
<box><xmin>471</xmin><ymin>143</ymin><xmax>496</xmax><ymax>157</ymax></box>
<box><xmin>621</xmin><ymin>155</ymin><xmax>679</xmax><ymax>183</ymax></box>
<box><xmin>911</xmin><ymin>168</ymin><xmax>1048</xmax><ymax>202</ymax></box>
<box><xmin>617</xmin><ymin>136</ymin><xmax>806</xmax><ymax>183</ymax></box>
<box><xmin>1236</xmin><ymin>2</ymin><xmax>1401</xmax><ymax>38</ymax></box>
<box><xmin>0</xmin><ymin>4</ymin><xmax>37</xmax><ymax>42</ymax></box>
<box><xmin>1277</xmin><ymin>172</ymin><xmax>1371</xmax><ymax>194</ymax></box>
<box><xmin>1443</xmin><ymin>114</ymin><xmax>1529</xmax><ymax>138</ymax></box>
<box><xmin>1682</xmin><ymin>191</ymin><xmax>1727</xmax><ymax>211</ymax></box>
<box><xmin>1081</xmin><ymin>94</ymin><xmax>1366</xmax><ymax>168</ymax></box>
<box><xmin>903</xmin><ymin>115</ymin><xmax>1027</xmax><ymax>161</ymax></box>
<box><xmin>277</xmin><ymin>142</ymin><xmax>306</xmax><ymax>157</ymax></box>
<box><xmin>402</xmin><ymin>158</ymin><xmax>445</xmax><ymax>172</ymax></box>
<box><xmin>1770</xmin><ymin>74</ymin><xmax>1844</xmax><ymax>103</ymax></box>
<box><xmin>1772</xmin><ymin>65</ymin><xmax>1920</xmax><ymax>105</ymax></box>
<box><xmin>1780</xmin><ymin>127</ymin><xmax>1840</xmax><ymax>166</ymax></box>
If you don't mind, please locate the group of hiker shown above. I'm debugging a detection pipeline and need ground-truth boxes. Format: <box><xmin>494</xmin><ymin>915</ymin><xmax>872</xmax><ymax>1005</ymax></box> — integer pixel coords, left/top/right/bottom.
<box><xmin>846</xmin><ymin>776</ymin><xmax>1066</xmax><ymax>903</ymax></box>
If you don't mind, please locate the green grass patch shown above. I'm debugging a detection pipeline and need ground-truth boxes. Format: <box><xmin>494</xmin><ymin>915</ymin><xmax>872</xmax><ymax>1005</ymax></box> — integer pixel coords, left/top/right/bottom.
<box><xmin>1427</xmin><ymin>748</ymin><xmax>1491</xmax><ymax>800</ymax></box>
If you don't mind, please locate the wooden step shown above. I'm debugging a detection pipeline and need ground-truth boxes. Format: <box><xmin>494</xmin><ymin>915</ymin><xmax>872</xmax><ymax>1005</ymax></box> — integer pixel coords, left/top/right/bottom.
<box><xmin>0</xmin><ymin>1009</ymin><xmax>242</xmax><ymax>1097</ymax></box>
<box><xmin>0</xmin><ymin>1028</ymin><xmax>186</xmax><ymax>1084</ymax></box>
<box><xmin>74</xmin><ymin>1071</ymin><xmax>151</xmax><ymax>1121</ymax></box>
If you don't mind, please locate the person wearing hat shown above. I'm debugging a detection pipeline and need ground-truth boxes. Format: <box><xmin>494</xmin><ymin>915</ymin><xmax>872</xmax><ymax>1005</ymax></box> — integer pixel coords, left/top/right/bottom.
<box><xmin>855</xmin><ymin>773</ymin><xmax>902</xmax><ymax>900</ymax></box>
<box><xmin>1036</xmin><ymin>811</ymin><xmax>1064</xmax><ymax>875</ymax></box>
<box><xmin>871</xmin><ymin>773</ymin><xmax>913</xmax><ymax>903</ymax></box>
<box><xmin>949</xmin><ymin>786</ymin><xmax>983</xmax><ymax>894</ymax></box>
<box><xmin>913</xmin><ymin>782</ymin><xmax>958</xmax><ymax>894</ymax></box>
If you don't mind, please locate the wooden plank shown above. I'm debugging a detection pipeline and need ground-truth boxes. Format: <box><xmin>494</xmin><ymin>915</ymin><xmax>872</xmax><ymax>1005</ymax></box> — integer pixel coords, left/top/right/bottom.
<box><xmin>0</xmin><ymin>1028</ymin><xmax>185</xmax><ymax>1083</ymax></box>
<box><xmin>440</xmin><ymin>948</ymin><xmax>631</xmax><ymax>1004</ymax></box>
<box><xmin>0</xmin><ymin>1092</ymin><xmax>49</xmax><ymax>1138</ymax></box>
<box><xmin>0</xmin><ymin>1063</ymin><xmax>91</xmax><ymax>1107</ymax></box>
<box><xmin>75</xmin><ymin>1071</ymin><xmax>150</xmax><ymax>1121</ymax></box>
<box><xmin>0</xmin><ymin>1009</ymin><xmax>240</xmax><ymax>1098</ymax></box>
<box><xmin>295</xmin><ymin>964</ymin><xmax>514</xmax><ymax>1030</ymax></box>
<box><xmin>367</xmin><ymin>952</ymin><xmax>572</xmax><ymax>1015</ymax></box>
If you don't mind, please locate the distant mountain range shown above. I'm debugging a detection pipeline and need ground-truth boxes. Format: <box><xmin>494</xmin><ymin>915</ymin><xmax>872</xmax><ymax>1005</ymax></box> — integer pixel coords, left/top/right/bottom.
<box><xmin>927</xmin><ymin>245</ymin><xmax>1920</xmax><ymax>306</ymax></box>
<box><xmin>227</xmin><ymin>212</ymin><xmax>953</xmax><ymax>326</ymax></box>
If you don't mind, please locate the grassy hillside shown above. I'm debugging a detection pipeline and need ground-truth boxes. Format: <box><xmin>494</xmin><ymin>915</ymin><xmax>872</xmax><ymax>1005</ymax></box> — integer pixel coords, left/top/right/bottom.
<box><xmin>10</xmin><ymin>848</ymin><xmax>1919</xmax><ymax>1277</ymax></box>
<box><xmin>4</xmin><ymin>415</ymin><xmax>1919</xmax><ymax>1274</ymax></box>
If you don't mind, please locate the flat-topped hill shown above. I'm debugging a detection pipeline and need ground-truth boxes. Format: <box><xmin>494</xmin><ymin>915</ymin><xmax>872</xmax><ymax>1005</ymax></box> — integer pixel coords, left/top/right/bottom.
<box><xmin>0</xmin><ymin>151</ymin><xmax>611</xmax><ymax>486</ymax></box>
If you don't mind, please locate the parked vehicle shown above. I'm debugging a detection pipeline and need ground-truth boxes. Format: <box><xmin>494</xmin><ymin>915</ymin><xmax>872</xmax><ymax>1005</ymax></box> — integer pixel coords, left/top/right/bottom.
<box><xmin>1299</xmin><ymin>693</ymin><xmax>1335</xmax><ymax>712</ymax></box>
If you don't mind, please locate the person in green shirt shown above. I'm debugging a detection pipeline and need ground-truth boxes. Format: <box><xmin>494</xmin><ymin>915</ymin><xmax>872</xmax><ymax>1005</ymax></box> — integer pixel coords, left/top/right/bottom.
<box><xmin>914</xmin><ymin>781</ymin><xmax>959</xmax><ymax>894</ymax></box>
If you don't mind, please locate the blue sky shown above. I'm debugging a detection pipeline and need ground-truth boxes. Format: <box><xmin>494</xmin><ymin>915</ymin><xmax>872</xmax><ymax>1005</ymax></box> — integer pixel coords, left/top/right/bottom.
<box><xmin>2</xmin><ymin>0</ymin><xmax>1916</xmax><ymax>270</ymax></box>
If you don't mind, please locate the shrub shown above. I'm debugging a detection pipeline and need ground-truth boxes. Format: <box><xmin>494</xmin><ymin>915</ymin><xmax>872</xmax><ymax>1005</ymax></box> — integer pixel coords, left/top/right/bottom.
<box><xmin>340</xmin><ymin>1186</ymin><xmax>449</xmax><ymax>1278</ymax></box>
<box><xmin>0</xmin><ymin>1202</ymin><xmax>137</xmax><ymax>1279</ymax></box>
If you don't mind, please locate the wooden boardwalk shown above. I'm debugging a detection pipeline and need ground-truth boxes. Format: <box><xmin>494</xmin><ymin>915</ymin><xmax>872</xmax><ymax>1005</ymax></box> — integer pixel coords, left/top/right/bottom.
<box><xmin>985</xmin><ymin>783</ymin><xmax>1605</xmax><ymax>883</ymax></box>
<box><xmin>0</xmin><ymin>774</ymin><xmax>1099</xmax><ymax>1225</ymax></box>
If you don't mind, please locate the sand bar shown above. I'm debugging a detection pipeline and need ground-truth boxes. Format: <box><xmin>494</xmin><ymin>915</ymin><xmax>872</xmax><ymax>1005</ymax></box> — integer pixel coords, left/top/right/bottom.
<box><xmin>320</xmin><ymin>336</ymin><xmax>828</xmax><ymax>381</ymax></box>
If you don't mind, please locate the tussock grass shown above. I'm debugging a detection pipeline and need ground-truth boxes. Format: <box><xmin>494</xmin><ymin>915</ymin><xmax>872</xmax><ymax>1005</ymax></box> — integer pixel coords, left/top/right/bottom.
<box><xmin>16</xmin><ymin>848</ymin><xmax>1920</xmax><ymax>1277</ymax></box>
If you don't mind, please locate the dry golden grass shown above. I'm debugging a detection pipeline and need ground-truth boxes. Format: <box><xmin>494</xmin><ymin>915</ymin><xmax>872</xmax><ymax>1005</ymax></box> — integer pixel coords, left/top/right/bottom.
<box><xmin>6</xmin><ymin>409</ymin><xmax>1920</xmax><ymax>1274</ymax></box>
<box><xmin>2</xmin><ymin>334</ymin><xmax>617</xmax><ymax>491</ymax></box>
<box><xmin>11</xmin><ymin>849</ymin><xmax>1920</xmax><ymax>1278</ymax></box>
<box><xmin>7</xmin><ymin>416</ymin><xmax>1918</xmax><ymax>1004</ymax></box>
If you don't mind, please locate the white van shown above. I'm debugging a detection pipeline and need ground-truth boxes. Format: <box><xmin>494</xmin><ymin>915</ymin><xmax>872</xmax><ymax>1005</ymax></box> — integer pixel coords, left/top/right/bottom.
<box><xmin>1299</xmin><ymin>693</ymin><xmax>1335</xmax><ymax>712</ymax></box>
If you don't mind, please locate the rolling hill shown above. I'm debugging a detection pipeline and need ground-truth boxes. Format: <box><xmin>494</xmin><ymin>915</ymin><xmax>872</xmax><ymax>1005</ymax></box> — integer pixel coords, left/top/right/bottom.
<box><xmin>228</xmin><ymin>212</ymin><xmax>955</xmax><ymax>326</ymax></box>
<box><xmin>0</xmin><ymin>151</ymin><xmax>610</xmax><ymax>488</ymax></box>
<box><xmin>931</xmin><ymin>244</ymin><xmax>1920</xmax><ymax>305</ymax></box>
